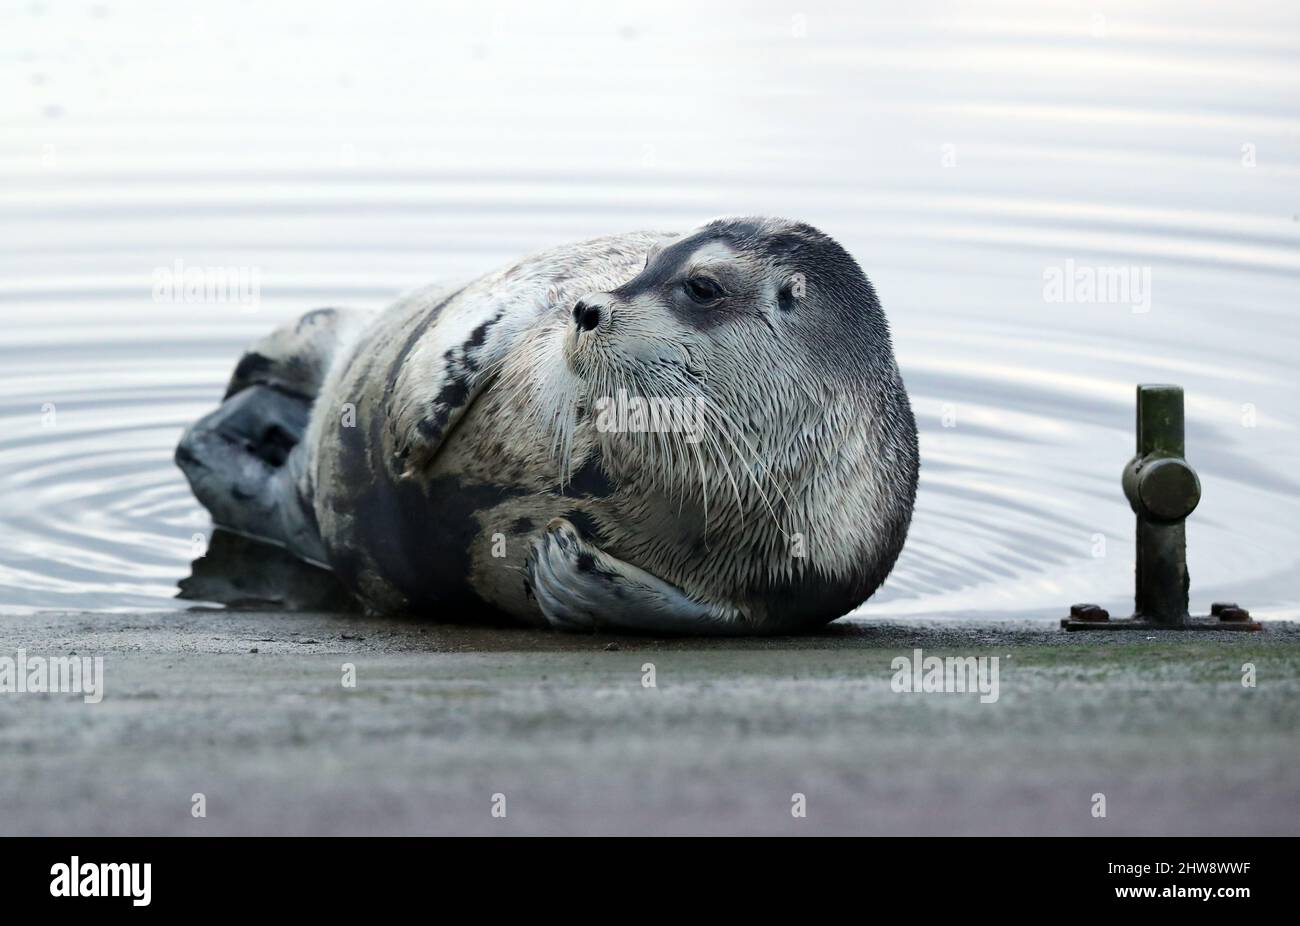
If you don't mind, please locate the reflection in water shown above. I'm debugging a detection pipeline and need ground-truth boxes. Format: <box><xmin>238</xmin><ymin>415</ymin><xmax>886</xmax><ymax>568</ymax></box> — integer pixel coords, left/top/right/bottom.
<box><xmin>1</xmin><ymin>1</ymin><xmax>1297</xmax><ymax>618</ymax></box>
<box><xmin>178</xmin><ymin>529</ymin><xmax>356</xmax><ymax>612</ymax></box>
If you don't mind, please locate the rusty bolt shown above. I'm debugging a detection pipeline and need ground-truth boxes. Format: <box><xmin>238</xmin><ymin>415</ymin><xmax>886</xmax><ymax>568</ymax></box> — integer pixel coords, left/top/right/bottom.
<box><xmin>1217</xmin><ymin>606</ymin><xmax>1251</xmax><ymax>623</ymax></box>
<box><xmin>1070</xmin><ymin>603</ymin><xmax>1110</xmax><ymax>622</ymax></box>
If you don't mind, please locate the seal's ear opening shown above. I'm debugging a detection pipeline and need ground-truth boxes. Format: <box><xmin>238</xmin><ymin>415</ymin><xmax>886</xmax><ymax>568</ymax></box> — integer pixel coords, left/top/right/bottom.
<box><xmin>777</xmin><ymin>279</ymin><xmax>798</xmax><ymax>313</ymax></box>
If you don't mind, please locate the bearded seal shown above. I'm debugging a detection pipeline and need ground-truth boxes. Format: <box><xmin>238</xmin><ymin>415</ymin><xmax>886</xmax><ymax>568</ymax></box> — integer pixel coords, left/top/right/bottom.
<box><xmin>176</xmin><ymin>217</ymin><xmax>919</xmax><ymax>634</ymax></box>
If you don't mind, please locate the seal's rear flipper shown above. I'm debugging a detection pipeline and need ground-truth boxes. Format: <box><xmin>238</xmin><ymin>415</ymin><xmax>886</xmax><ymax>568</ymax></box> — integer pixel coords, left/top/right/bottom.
<box><xmin>177</xmin><ymin>307</ymin><xmax>371</xmax><ymax>566</ymax></box>
<box><xmin>176</xmin><ymin>385</ymin><xmax>327</xmax><ymax>565</ymax></box>
<box><xmin>526</xmin><ymin>518</ymin><xmax>749</xmax><ymax>635</ymax></box>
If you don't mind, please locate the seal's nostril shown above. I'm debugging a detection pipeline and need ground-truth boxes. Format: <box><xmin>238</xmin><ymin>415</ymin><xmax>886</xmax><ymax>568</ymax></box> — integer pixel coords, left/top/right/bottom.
<box><xmin>575</xmin><ymin>302</ymin><xmax>601</xmax><ymax>333</ymax></box>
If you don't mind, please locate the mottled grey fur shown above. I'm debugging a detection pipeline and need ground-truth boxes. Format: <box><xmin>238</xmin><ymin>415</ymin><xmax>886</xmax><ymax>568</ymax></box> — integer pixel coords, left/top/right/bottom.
<box><xmin>176</xmin><ymin>218</ymin><xmax>919</xmax><ymax>634</ymax></box>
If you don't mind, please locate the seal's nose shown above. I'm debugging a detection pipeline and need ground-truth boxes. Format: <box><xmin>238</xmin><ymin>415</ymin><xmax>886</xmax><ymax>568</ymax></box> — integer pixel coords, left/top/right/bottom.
<box><xmin>572</xmin><ymin>298</ymin><xmax>601</xmax><ymax>333</ymax></box>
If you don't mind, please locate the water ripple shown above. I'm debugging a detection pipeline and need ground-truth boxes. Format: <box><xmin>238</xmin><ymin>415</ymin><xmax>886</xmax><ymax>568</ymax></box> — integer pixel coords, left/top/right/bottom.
<box><xmin>2</xmin><ymin>0</ymin><xmax>1297</xmax><ymax>618</ymax></box>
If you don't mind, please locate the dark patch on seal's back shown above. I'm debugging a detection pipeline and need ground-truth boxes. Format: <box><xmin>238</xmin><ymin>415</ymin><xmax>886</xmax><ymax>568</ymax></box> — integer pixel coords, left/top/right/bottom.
<box><xmin>372</xmin><ymin>471</ymin><xmax>522</xmax><ymax>615</ymax></box>
<box><xmin>562</xmin><ymin>455</ymin><xmax>614</xmax><ymax>499</ymax></box>
<box><xmin>333</xmin><ymin>286</ymin><xmax>518</xmax><ymax>617</ymax></box>
<box><xmin>323</xmin><ymin>378</ymin><xmax>379</xmax><ymax>591</ymax></box>
<box><xmin>325</xmin><ymin>383</ymin><xmax>520</xmax><ymax>620</ymax></box>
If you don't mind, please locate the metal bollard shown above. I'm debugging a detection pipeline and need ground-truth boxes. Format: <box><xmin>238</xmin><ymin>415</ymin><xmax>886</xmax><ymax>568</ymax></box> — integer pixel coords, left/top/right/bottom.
<box><xmin>1061</xmin><ymin>384</ymin><xmax>1261</xmax><ymax>632</ymax></box>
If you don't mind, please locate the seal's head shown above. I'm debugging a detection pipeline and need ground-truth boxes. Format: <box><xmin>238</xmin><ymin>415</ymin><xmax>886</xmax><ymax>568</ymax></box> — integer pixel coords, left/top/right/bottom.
<box><xmin>566</xmin><ymin>217</ymin><xmax>893</xmax><ymax>398</ymax></box>
<box><xmin>523</xmin><ymin>217</ymin><xmax>918</xmax><ymax>627</ymax></box>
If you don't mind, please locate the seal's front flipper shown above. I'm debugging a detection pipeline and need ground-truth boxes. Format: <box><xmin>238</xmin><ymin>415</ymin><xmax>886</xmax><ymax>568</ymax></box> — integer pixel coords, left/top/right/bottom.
<box><xmin>526</xmin><ymin>518</ymin><xmax>748</xmax><ymax>635</ymax></box>
<box><xmin>385</xmin><ymin>287</ymin><xmax>522</xmax><ymax>477</ymax></box>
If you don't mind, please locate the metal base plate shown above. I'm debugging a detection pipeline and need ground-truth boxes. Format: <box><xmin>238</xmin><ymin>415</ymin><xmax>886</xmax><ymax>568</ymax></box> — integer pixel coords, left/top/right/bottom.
<box><xmin>1061</xmin><ymin>617</ymin><xmax>1262</xmax><ymax>632</ymax></box>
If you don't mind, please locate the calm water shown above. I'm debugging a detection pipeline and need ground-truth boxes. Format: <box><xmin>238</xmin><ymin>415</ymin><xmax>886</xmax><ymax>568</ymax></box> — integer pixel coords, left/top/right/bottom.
<box><xmin>1</xmin><ymin>0</ymin><xmax>1297</xmax><ymax>617</ymax></box>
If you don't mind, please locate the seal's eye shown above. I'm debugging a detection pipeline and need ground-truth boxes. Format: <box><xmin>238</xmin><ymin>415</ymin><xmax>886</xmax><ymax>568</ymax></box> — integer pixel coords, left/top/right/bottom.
<box><xmin>685</xmin><ymin>276</ymin><xmax>724</xmax><ymax>304</ymax></box>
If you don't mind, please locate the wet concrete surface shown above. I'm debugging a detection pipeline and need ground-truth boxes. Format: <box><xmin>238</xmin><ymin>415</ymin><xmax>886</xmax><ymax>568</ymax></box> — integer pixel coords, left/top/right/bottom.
<box><xmin>1</xmin><ymin>610</ymin><xmax>1297</xmax><ymax>835</ymax></box>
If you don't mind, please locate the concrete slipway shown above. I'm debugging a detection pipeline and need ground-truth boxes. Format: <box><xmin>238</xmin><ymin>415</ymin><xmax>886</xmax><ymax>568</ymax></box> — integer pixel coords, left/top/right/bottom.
<box><xmin>1</xmin><ymin>610</ymin><xmax>1296</xmax><ymax>835</ymax></box>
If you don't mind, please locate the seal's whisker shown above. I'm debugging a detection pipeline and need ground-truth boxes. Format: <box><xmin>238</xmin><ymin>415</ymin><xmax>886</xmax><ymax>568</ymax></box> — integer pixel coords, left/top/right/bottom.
<box><xmin>705</xmin><ymin>399</ymin><xmax>798</xmax><ymax>510</ymax></box>
<box><xmin>696</xmin><ymin>400</ymin><xmax>790</xmax><ymax>534</ymax></box>
<box><xmin>634</xmin><ymin>364</ymin><xmax>744</xmax><ymax>528</ymax></box>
